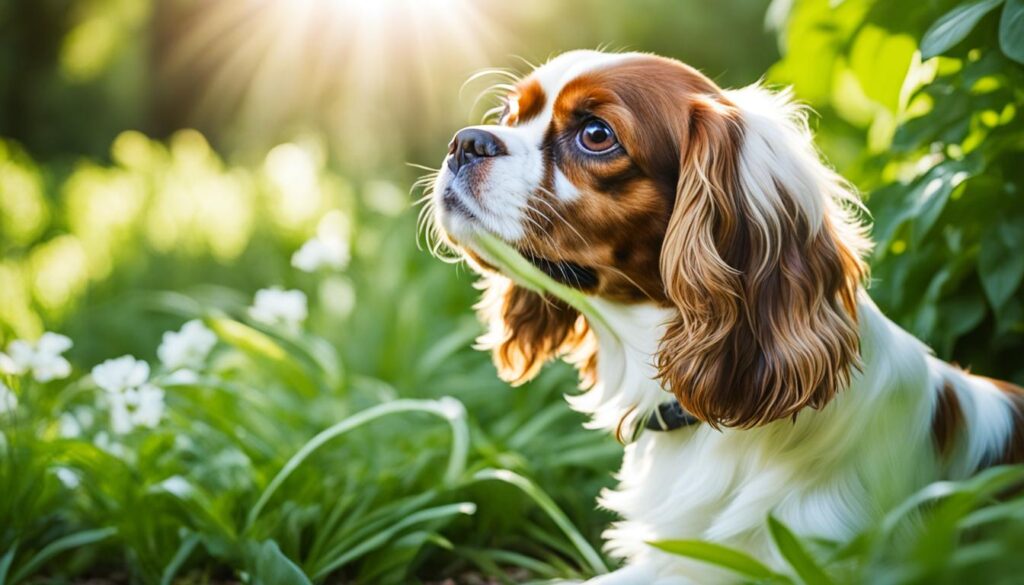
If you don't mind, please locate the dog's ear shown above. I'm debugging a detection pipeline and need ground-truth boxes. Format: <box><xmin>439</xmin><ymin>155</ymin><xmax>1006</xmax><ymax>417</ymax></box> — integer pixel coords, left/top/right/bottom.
<box><xmin>475</xmin><ymin>275</ymin><xmax>597</xmax><ymax>387</ymax></box>
<box><xmin>657</xmin><ymin>87</ymin><xmax>869</xmax><ymax>428</ymax></box>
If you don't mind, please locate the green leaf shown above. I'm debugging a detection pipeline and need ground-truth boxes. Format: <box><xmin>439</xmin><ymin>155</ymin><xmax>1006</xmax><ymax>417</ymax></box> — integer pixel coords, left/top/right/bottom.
<box><xmin>648</xmin><ymin>539</ymin><xmax>788</xmax><ymax>582</ymax></box>
<box><xmin>1001</xmin><ymin>0</ymin><xmax>1024</xmax><ymax>63</ymax></box>
<box><xmin>921</xmin><ymin>0</ymin><xmax>1005</xmax><ymax>59</ymax></box>
<box><xmin>9</xmin><ymin>528</ymin><xmax>116</xmax><ymax>584</ymax></box>
<box><xmin>160</xmin><ymin>533</ymin><xmax>201</xmax><ymax>585</ymax></box>
<box><xmin>0</xmin><ymin>546</ymin><xmax>16</xmax><ymax>585</ymax></box>
<box><xmin>849</xmin><ymin>25</ymin><xmax>916</xmax><ymax>113</ymax></box>
<box><xmin>311</xmin><ymin>503</ymin><xmax>476</xmax><ymax>578</ymax></box>
<box><xmin>767</xmin><ymin>516</ymin><xmax>835</xmax><ymax>585</ymax></box>
<box><xmin>246</xmin><ymin>398</ymin><xmax>469</xmax><ymax>530</ymax></box>
<box><xmin>248</xmin><ymin>540</ymin><xmax>312</xmax><ymax>585</ymax></box>
<box><xmin>205</xmin><ymin>317</ymin><xmax>318</xmax><ymax>396</ymax></box>
<box><xmin>979</xmin><ymin>223</ymin><xmax>1024</xmax><ymax>309</ymax></box>
<box><xmin>473</xmin><ymin>469</ymin><xmax>609</xmax><ymax>576</ymax></box>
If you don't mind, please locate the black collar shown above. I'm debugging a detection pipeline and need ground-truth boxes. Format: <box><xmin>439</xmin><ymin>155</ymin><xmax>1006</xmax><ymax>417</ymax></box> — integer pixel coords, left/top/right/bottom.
<box><xmin>645</xmin><ymin>400</ymin><xmax>701</xmax><ymax>432</ymax></box>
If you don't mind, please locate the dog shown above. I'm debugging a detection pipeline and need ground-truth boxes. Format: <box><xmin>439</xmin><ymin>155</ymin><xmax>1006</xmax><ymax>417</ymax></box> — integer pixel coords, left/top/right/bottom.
<box><xmin>426</xmin><ymin>50</ymin><xmax>1024</xmax><ymax>584</ymax></box>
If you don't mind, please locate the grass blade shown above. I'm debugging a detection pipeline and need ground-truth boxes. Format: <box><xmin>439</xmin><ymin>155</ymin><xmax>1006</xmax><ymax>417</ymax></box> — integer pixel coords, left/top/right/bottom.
<box><xmin>311</xmin><ymin>502</ymin><xmax>477</xmax><ymax>579</ymax></box>
<box><xmin>246</xmin><ymin>398</ymin><xmax>469</xmax><ymax>529</ymax></box>
<box><xmin>473</xmin><ymin>233</ymin><xmax>611</xmax><ymax>331</ymax></box>
<box><xmin>472</xmin><ymin>469</ymin><xmax>608</xmax><ymax>575</ymax></box>
<box><xmin>10</xmin><ymin>528</ymin><xmax>116</xmax><ymax>584</ymax></box>
<box><xmin>160</xmin><ymin>533</ymin><xmax>201</xmax><ymax>585</ymax></box>
<box><xmin>767</xmin><ymin>515</ymin><xmax>834</xmax><ymax>585</ymax></box>
<box><xmin>647</xmin><ymin>539</ymin><xmax>788</xmax><ymax>582</ymax></box>
<box><xmin>0</xmin><ymin>545</ymin><xmax>16</xmax><ymax>585</ymax></box>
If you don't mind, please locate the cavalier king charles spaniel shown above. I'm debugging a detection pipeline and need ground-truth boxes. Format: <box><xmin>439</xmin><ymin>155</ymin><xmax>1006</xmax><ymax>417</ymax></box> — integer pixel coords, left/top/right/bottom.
<box><xmin>427</xmin><ymin>50</ymin><xmax>1024</xmax><ymax>584</ymax></box>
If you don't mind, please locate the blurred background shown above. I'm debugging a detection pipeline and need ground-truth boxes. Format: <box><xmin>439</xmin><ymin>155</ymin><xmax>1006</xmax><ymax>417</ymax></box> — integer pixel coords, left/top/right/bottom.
<box><xmin>2</xmin><ymin>0</ymin><xmax>1022</xmax><ymax>378</ymax></box>
<box><xmin>1</xmin><ymin>0</ymin><xmax>1023</xmax><ymax>583</ymax></box>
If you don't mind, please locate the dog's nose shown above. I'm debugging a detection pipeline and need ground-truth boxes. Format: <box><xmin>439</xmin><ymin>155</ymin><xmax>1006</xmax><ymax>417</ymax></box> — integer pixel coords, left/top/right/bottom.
<box><xmin>448</xmin><ymin>128</ymin><xmax>507</xmax><ymax>174</ymax></box>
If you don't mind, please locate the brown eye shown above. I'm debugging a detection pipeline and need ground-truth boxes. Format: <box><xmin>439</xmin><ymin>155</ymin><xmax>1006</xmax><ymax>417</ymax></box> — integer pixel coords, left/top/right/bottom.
<box><xmin>577</xmin><ymin>119</ymin><xmax>617</xmax><ymax>153</ymax></box>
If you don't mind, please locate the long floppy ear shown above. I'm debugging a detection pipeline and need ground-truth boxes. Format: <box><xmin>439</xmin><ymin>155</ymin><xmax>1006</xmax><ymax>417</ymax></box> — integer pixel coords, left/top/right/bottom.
<box><xmin>475</xmin><ymin>275</ymin><xmax>597</xmax><ymax>387</ymax></box>
<box><xmin>657</xmin><ymin>87</ymin><xmax>870</xmax><ymax>428</ymax></box>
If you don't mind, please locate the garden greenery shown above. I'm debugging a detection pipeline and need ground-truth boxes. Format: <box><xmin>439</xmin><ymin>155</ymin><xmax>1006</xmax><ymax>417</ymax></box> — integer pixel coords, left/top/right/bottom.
<box><xmin>1</xmin><ymin>0</ymin><xmax>1023</xmax><ymax>583</ymax></box>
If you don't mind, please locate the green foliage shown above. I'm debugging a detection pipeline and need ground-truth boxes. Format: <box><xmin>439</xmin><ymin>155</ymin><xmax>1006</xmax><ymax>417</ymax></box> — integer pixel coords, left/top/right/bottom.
<box><xmin>773</xmin><ymin>0</ymin><xmax>1024</xmax><ymax>380</ymax></box>
<box><xmin>652</xmin><ymin>467</ymin><xmax>1024</xmax><ymax>585</ymax></box>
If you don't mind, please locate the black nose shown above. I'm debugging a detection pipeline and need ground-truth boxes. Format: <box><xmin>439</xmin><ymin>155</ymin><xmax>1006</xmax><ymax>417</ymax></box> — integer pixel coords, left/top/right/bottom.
<box><xmin>447</xmin><ymin>128</ymin><xmax>507</xmax><ymax>174</ymax></box>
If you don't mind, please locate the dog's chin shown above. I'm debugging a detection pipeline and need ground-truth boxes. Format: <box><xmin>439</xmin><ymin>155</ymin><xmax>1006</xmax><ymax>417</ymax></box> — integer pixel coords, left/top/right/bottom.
<box><xmin>443</xmin><ymin>221</ymin><xmax>599</xmax><ymax>293</ymax></box>
<box><xmin>435</xmin><ymin>176</ymin><xmax>599</xmax><ymax>292</ymax></box>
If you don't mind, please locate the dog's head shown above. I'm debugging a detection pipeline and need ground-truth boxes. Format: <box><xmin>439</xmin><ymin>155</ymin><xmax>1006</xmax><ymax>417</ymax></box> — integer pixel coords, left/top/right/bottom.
<box><xmin>428</xmin><ymin>50</ymin><xmax>870</xmax><ymax>428</ymax></box>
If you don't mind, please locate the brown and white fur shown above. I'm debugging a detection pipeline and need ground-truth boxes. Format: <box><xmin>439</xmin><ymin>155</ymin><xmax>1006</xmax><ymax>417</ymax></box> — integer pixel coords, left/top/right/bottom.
<box><xmin>426</xmin><ymin>50</ymin><xmax>1024</xmax><ymax>584</ymax></box>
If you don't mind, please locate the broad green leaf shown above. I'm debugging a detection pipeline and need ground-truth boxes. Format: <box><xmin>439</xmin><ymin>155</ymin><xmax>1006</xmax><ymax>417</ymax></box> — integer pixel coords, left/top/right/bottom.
<box><xmin>849</xmin><ymin>26</ymin><xmax>916</xmax><ymax>113</ymax></box>
<box><xmin>908</xmin><ymin>158</ymin><xmax>981</xmax><ymax>247</ymax></box>
<box><xmin>979</xmin><ymin>223</ymin><xmax>1024</xmax><ymax>309</ymax></box>
<box><xmin>767</xmin><ymin>516</ymin><xmax>835</xmax><ymax>585</ymax></box>
<box><xmin>248</xmin><ymin>540</ymin><xmax>312</xmax><ymax>585</ymax></box>
<box><xmin>921</xmin><ymin>0</ymin><xmax>1005</xmax><ymax>59</ymax></box>
<box><xmin>648</xmin><ymin>539</ymin><xmax>788</xmax><ymax>582</ymax></box>
<box><xmin>1000</xmin><ymin>0</ymin><xmax>1024</xmax><ymax>62</ymax></box>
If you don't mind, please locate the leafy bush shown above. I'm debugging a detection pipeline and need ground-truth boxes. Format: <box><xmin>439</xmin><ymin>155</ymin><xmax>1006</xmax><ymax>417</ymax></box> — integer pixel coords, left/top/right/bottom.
<box><xmin>771</xmin><ymin>0</ymin><xmax>1024</xmax><ymax>381</ymax></box>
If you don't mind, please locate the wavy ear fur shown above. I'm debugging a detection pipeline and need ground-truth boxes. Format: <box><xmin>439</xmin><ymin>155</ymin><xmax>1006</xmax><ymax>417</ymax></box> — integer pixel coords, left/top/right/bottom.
<box><xmin>475</xmin><ymin>275</ymin><xmax>597</xmax><ymax>387</ymax></box>
<box><xmin>657</xmin><ymin>87</ymin><xmax>870</xmax><ymax>428</ymax></box>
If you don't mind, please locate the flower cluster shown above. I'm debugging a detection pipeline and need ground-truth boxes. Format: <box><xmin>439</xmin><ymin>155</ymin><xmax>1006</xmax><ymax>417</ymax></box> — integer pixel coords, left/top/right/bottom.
<box><xmin>291</xmin><ymin>211</ymin><xmax>351</xmax><ymax>273</ymax></box>
<box><xmin>157</xmin><ymin>319</ymin><xmax>217</xmax><ymax>378</ymax></box>
<box><xmin>0</xmin><ymin>332</ymin><xmax>73</xmax><ymax>382</ymax></box>
<box><xmin>0</xmin><ymin>380</ymin><xmax>16</xmax><ymax>414</ymax></box>
<box><xmin>249</xmin><ymin>287</ymin><xmax>308</xmax><ymax>330</ymax></box>
<box><xmin>291</xmin><ymin>235</ymin><xmax>350</xmax><ymax>272</ymax></box>
<box><xmin>92</xmin><ymin>355</ymin><xmax>165</xmax><ymax>434</ymax></box>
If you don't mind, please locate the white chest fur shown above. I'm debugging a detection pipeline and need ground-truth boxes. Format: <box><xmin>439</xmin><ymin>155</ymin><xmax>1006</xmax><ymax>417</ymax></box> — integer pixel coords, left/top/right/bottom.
<box><xmin>569</xmin><ymin>294</ymin><xmax>965</xmax><ymax>583</ymax></box>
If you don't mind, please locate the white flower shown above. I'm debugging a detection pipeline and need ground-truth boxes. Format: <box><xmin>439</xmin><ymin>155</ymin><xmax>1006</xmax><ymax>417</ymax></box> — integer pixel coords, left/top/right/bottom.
<box><xmin>91</xmin><ymin>356</ymin><xmax>150</xmax><ymax>394</ymax></box>
<box><xmin>59</xmin><ymin>412</ymin><xmax>82</xmax><ymax>437</ymax></box>
<box><xmin>107</xmin><ymin>383</ymin><xmax>165</xmax><ymax>434</ymax></box>
<box><xmin>0</xmin><ymin>332</ymin><xmax>73</xmax><ymax>382</ymax></box>
<box><xmin>248</xmin><ymin>287</ymin><xmax>307</xmax><ymax>329</ymax></box>
<box><xmin>0</xmin><ymin>381</ymin><xmax>17</xmax><ymax>414</ymax></box>
<box><xmin>53</xmin><ymin>466</ymin><xmax>81</xmax><ymax>489</ymax></box>
<box><xmin>59</xmin><ymin>407</ymin><xmax>96</xmax><ymax>438</ymax></box>
<box><xmin>92</xmin><ymin>356</ymin><xmax>165</xmax><ymax>434</ymax></box>
<box><xmin>291</xmin><ymin>235</ymin><xmax>350</xmax><ymax>272</ymax></box>
<box><xmin>163</xmin><ymin>368</ymin><xmax>199</xmax><ymax>386</ymax></box>
<box><xmin>157</xmin><ymin>320</ymin><xmax>217</xmax><ymax>371</ymax></box>
<box><xmin>94</xmin><ymin>431</ymin><xmax>132</xmax><ymax>460</ymax></box>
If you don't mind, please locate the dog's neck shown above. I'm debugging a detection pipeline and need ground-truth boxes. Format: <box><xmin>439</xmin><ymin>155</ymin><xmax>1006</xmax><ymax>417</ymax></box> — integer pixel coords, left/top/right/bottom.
<box><xmin>566</xmin><ymin>299</ymin><xmax>676</xmax><ymax>436</ymax></box>
<box><xmin>568</xmin><ymin>292</ymin><xmax>921</xmax><ymax>441</ymax></box>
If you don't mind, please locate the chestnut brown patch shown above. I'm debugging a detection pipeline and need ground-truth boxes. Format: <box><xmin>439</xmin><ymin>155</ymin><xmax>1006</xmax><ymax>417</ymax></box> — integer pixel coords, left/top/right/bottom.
<box><xmin>475</xmin><ymin>277</ymin><xmax>597</xmax><ymax>387</ymax></box>
<box><xmin>933</xmin><ymin>381</ymin><xmax>963</xmax><ymax>457</ymax></box>
<box><xmin>512</xmin><ymin>79</ymin><xmax>546</xmax><ymax>125</ymax></box>
<box><xmin>511</xmin><ymin>56</ymin><xmax>726</xmax><ymax>304</ymax></box>
<box><xmin>654</xmin><ymin>91</ymin><xmax>865</xmax><ymax>429</ymax></box>
<box><xmin>981</xmin><ymin>377</ymin><xmax>1024</xmax><ymax>465</ymax></box>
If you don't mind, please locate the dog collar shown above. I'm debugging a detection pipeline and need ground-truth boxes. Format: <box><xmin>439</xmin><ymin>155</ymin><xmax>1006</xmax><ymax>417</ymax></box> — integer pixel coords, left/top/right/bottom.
<box><xmin>645</xmin><ymin>400</ymin><xmax>701</xmax><ymax>432</ymax></box>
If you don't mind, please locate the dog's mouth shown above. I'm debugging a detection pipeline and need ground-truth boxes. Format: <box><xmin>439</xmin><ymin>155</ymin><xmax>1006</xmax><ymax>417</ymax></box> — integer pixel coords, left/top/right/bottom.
<box><xmin>519</xmin><ymin>251</ymin><xmax>599</xmax><ymax>291</ymax></box>
<box><xmin>438</xmin><ymin>184</ymin><xmax>598</xmax><ymax>292</ymax></box>
<box><xmin>442</xmin><ymin>189</ymin><xmax>478</xmax><ymax>222</ymax></box>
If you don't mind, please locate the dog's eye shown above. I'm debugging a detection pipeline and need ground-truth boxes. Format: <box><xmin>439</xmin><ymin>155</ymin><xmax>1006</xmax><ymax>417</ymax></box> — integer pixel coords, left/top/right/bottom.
<box><xmin>577</xmin><ymin>119</ymin><xmax>617</xmax><ymax>153</ymax></box>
